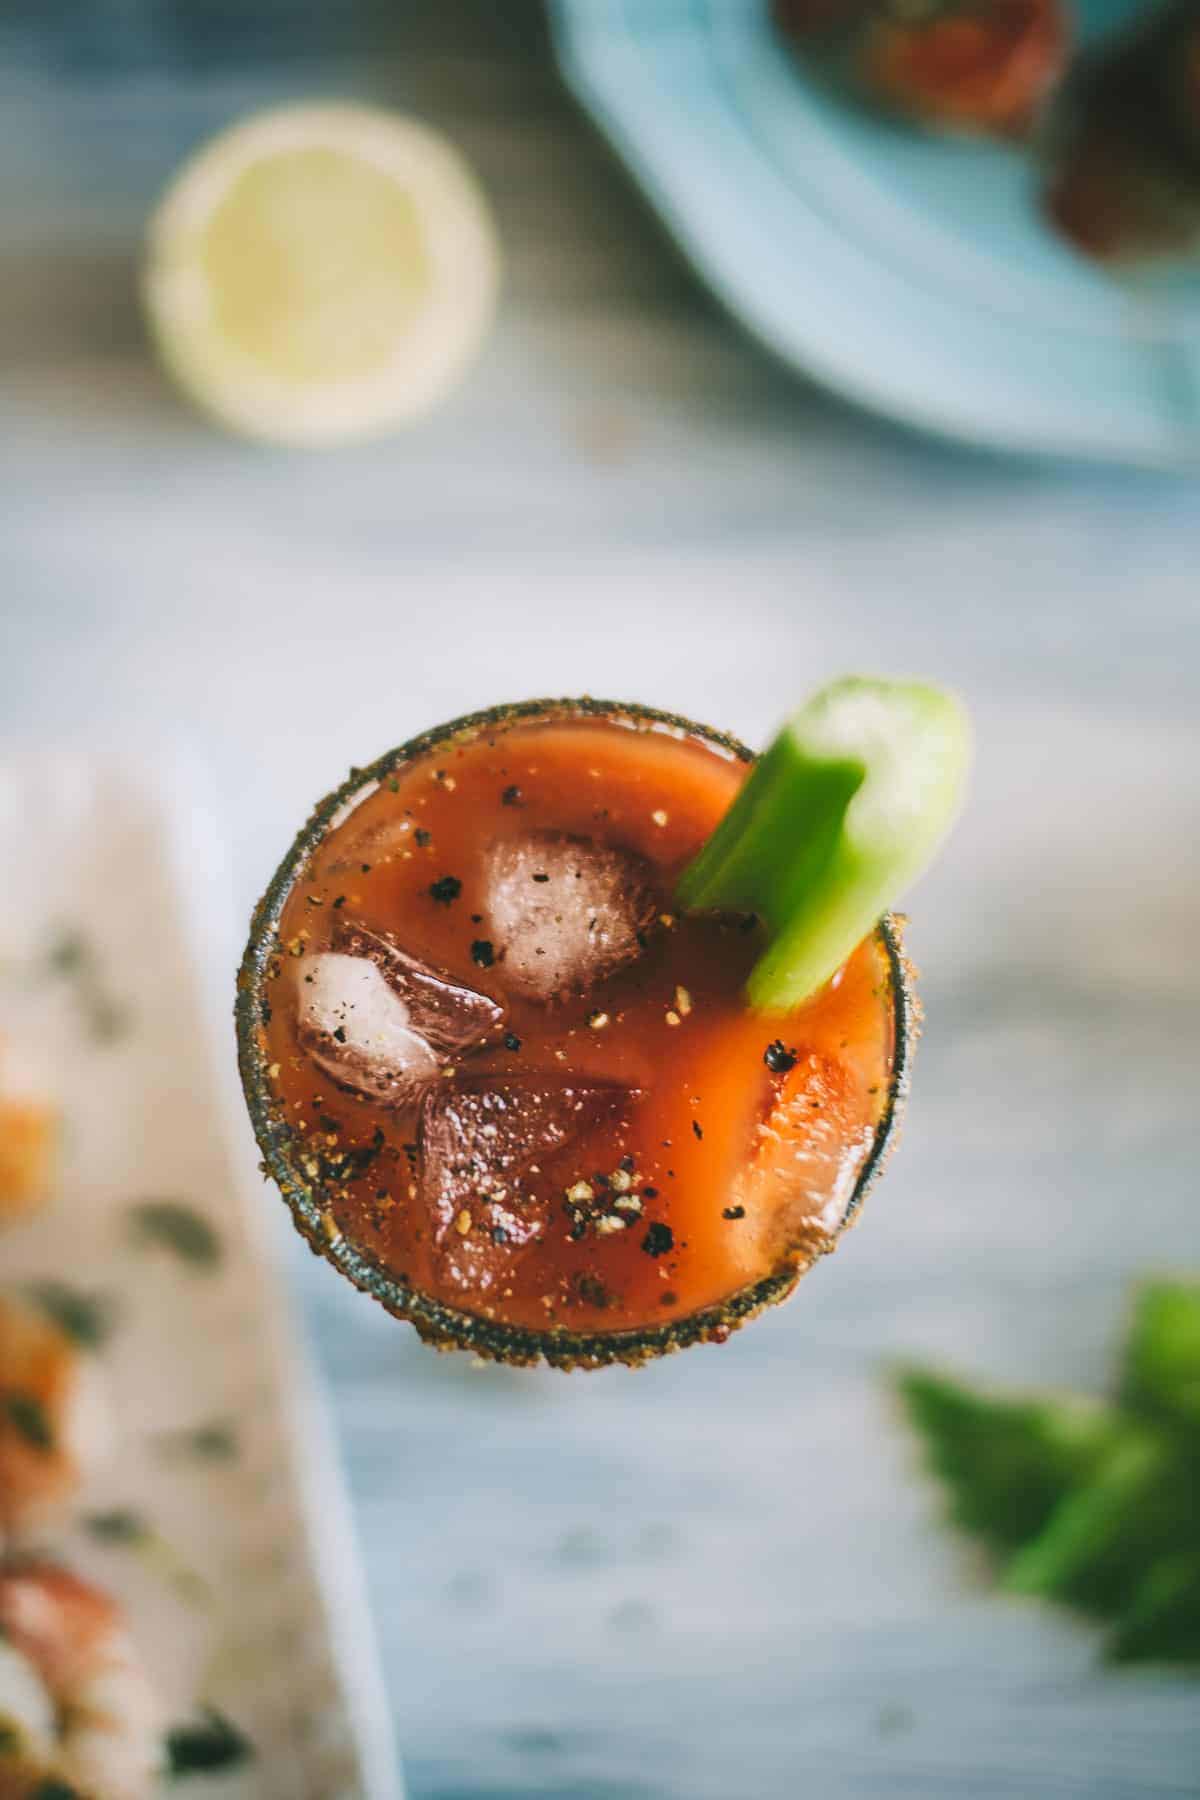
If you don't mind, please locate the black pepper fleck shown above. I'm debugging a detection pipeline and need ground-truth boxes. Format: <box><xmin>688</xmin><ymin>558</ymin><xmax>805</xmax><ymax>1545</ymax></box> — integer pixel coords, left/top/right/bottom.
<box><xmin>722</xmin><ymin>1205</ymin><xmax>746</xmax><ymax>1220</ymax></box>
<box><xmin>471</xmin><ymin>939</ymin><xmax>495</xmax><ymax>968</ymax></box>
<box><xmin>331</xmin><ymin>894</ymin><xmax>346</xmax><ymax>910</ymax></box>
<box><xmin>333</xmin><ymin>1026</ymin><xmax>347</xmax><ymax>1044</ymax></box>
<box><xmin>642</xmin><ymin>1222</ymin><xmax>674</xmax><ymax>1258</ymax></box>
<box><xmin>414</xmin><ymin>828</ymin><xmax>432</xmax><ymax>848</ymax></box>
<box><xmin>642</xmin><ymin>1185</ymin><xmax>658</xmax><ymax>1199</ymax></box>
<box><xmin>501</xmin><ymin>785</ymin><xmax>522</xmax><ymax>806</ymax></box>
<box><xmin>429</xmin><ymin>875</ymin><xmax>461</xmax><ymax>904</ymax></box>
<box><xmin>531</xmin><ymin>872</ymin><xmax>550</xmax><ymax>884</ymax></box>
<box><xmin>764</xmin><ymin>1040</ymin><xmax>797</xmax><ymax>1074</ymax></box>
<box><xmin>692</xmin><ymin>1120</ymin><xmax>704</xmax><ymax>1141</ymax></box>
<box><xmin>503</xmin><ymin>1033</ymin><xmax>523</xmax><ymax>1053</ymax></box>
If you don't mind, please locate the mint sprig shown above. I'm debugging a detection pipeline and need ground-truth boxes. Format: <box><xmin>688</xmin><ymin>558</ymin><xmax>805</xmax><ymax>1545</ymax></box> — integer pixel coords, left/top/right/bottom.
<box><xmin>899</xmin><ymin>1280</ymin><xmax>1200</xmax><ymax>1666</ymax></box>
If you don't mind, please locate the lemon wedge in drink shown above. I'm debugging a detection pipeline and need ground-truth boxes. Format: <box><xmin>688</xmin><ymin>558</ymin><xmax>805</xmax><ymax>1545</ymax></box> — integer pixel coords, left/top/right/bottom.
<box><xmin>143</xmin><ymin>103</ymin><xmax>500</xmax><ymax>445</ymax></box>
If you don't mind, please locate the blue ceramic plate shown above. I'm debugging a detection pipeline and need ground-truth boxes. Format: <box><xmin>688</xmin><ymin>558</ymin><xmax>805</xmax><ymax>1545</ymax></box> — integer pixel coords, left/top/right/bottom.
<box><xmin>550</xmin><ymin>0</ymin><xmax>1200</xmax><ymax>465</ymax></box>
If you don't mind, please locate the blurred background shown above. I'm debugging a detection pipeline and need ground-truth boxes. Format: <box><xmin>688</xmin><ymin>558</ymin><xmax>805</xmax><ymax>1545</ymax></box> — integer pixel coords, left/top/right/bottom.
<box><xmin>2</xmin><ymin>3</ymin><xmax>1199</xmax><ymax>1798</ymax></box>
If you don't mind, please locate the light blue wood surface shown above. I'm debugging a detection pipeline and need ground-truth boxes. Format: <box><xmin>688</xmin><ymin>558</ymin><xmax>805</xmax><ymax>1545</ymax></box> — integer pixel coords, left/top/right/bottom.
<box><xmin>2</xmin><ymin>7</ymin><xmax>1199</xmax><ymax>1797</ymax></box>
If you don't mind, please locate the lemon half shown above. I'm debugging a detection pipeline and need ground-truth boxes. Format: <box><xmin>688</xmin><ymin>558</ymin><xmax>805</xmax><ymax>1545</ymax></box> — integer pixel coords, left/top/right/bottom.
<box><xmin>144</xmin><ymin>103</ymin><xmax>500</xmax><ymax>445</ymax></box>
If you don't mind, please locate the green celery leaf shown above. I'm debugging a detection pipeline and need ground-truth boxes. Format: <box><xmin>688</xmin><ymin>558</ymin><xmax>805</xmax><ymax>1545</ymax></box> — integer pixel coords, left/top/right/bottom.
<box><xmin>1005</xmin><ymin>1432</ymin><xmax>1200</xmax><ymax>1617</ymax></box>
<box><xmin>1107</xmin><ymin>1551</ymin><xmax>1200</xmax><ymax>1665</ymax></box>
<box><xmin>1121</xmin><ymin>1280</ymin><xmax>1200</xmax><ymax>1433</ymax></box>
<box><xmin>898</xmin><ymin>1368</ymin><xmax>1124</xmax><ymax>1555</ymax></box>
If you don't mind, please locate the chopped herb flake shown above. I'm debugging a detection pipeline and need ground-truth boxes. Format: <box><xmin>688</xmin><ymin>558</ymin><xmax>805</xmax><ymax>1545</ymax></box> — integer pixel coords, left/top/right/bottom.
<box><xmin>129</xmin><ymin>1201</ymin><xmax>221</xmax><ymax>1270</ymax></box>
<box><xmin>4</xmin><ymin>1391</ymin><xmax>53</xmax><ymax>1450</ymax></box>
<box><xmin>155</xmin><ymin>1420</ymin><xmax>238</xmax><ymax>1463</ymax></box>
<box><xmin>471</xmin><ymin>939</ymin><xmax>495</xmax><ymax>968</ymax></box>
<box><xmin>167</xmin><ymin>1709</ymin><xmax>254</xmax><ymax>1777</ymax></box>
<box><xmin>429</xmin><ymin>875</ymin><xmax>462</xmax><ymax>904</ymax></box>
<box><xmin>85</xmin><ymin>1508</ymin><xmax>148</xmax><ymax>1545</ymax></box>
<box><xmin>25</xmin><ymin>1282</ymin><xmax>116</xmax><ymax>1348</ymax></box>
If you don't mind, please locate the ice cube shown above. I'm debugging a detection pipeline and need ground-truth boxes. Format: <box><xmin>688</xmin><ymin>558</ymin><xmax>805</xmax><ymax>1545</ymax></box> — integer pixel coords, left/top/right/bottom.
<box><xmin>482</xmin><ymin>833</ymin><xmax>659</xmax><ymax>1001</ymax></box>
<box><xmin>296</xmin><ymin>953</ymin><xmax>439</xmax><ymax>1105</ymax></box>
<box><xmin>333</xmin><ymin>919</ymin><xmax>503</xmax><ymax>1054</ymax></box>
<box><xmin>419</xmin><ymin>1074</ymin><xmax>639</xmax><ymax>1294</ymax></box>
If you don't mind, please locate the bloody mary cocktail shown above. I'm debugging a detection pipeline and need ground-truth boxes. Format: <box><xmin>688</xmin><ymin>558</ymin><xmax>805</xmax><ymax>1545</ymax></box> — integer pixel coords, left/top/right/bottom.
<box><xmin>237</xmin><ymin>699</ymin><xmax>916</xmax><ymax>1367</ymax></box>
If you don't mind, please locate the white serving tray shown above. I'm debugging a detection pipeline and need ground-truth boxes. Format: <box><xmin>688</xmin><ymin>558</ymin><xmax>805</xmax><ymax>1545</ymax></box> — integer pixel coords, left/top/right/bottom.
<box><xmin>0</xmin><ymin>753</ymin><xmax>403</xmax><ymax>1800</ymax></box>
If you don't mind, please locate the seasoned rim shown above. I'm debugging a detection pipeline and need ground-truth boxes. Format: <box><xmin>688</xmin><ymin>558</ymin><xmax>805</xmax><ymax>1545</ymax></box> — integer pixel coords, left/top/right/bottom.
<box><xmin>236</xmin><ymin>697</ymin><xmax>917</xmax><ymax>1370</ymax></box>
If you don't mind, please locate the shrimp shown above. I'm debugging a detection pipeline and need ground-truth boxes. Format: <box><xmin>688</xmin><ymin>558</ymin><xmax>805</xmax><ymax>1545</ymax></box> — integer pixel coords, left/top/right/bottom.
<box><xmin>0</xmin><ymin>1294</ymin><xmax>110</xmax><ymax>1541</ymax></box>
<box><xmin>0</xmin><ymin>1561</ymin><xmax>164</xmax><ymax>1799</ymax></box>
<box><xmin>0</xmin><ymin>1097</ymin><xmax>56</xmax><ymax>1228</ymax></box>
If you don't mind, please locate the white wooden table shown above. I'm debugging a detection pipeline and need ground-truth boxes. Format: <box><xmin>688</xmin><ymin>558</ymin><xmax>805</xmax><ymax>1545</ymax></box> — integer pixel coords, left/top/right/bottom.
<box><xmin>3</xmin><ymin>5</ymin><xmax>1199</xmax><ymax>1796</ymax></box>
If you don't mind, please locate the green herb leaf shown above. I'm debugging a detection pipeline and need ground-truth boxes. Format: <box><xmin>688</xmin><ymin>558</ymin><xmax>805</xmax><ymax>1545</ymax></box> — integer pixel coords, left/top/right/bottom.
<box><xmin>3</xmin><ymin>1391</ymin><xmax>54</xmax><ymax>1451</ymax></box>
<box><xmin>33</xmin><ymin>1781</ymin><xmax>83</xmax><ymax>1800</ymax></box>
<box><xmin>1121</xmin><ymin>1281</ymin><xmax>1200</xmax><ymax>1434</ymax></box>
<box><xmin>25</xmin><ymin>1281</ymin><xmax>117</xmax><ymax>1349</ymax></box>
<box><xmin>898</xmin><ymin>1368</ymin><xmax>1124</xmax><ymax>1555</ymax></box>
<box><xmin>898</xmin><ymin>1281</ymin><xmax>1200</xmax><ymax>1669</ymax></box>
<box><xmin>1005</xmin><ymin>1432</ymin><xmax>1200</xmax><ymax>1619</ymax></box>
<box><xmin>1108</xmin><ymin>1551</ymin><xmax>1200</xmax><ymax>1665</ymax></box>
<box><xmin>128</xmin><ymin>1201</ymin><xmax>221</xmax><ymax>1270</ymax></box>
<box><xmin>676</xmin><ymin>678</ymin><xmax>969</xmax><ymax>1010</ymax></box>
<box><xmin>166</xmin><ymin>1709</ymin><xmax>253</xmax><ymax>1777</ymax></box>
